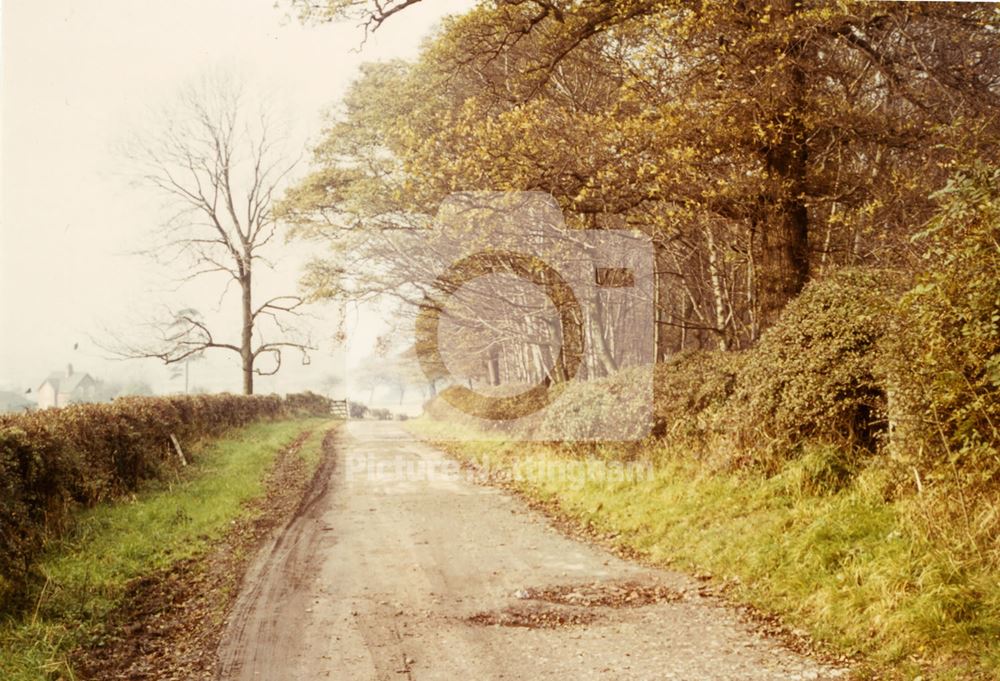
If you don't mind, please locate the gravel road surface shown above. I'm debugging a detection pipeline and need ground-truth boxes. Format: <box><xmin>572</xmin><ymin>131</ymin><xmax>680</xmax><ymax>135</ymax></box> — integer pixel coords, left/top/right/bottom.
<box><xmin>217</xmin><ymin>420</ymin><xmax>846</xmax><ymax>681</ymax></box>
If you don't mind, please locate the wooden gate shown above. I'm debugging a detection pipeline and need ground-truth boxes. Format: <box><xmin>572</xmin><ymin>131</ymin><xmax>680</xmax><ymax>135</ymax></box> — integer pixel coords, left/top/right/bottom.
<box><xmin>330</xmin><ymin>399</ymin><xmax>349</xmax><ymax>419</ymax></box>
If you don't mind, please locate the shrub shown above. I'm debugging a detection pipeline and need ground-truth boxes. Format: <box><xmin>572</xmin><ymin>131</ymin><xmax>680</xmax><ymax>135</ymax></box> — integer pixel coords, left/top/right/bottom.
<box><xmin>885</xmin><ymin>166</ymin><xmax>1000</xmax><ymax>482</ymax></box>
<box><xmin>652</xmin><ymin>351</ymin><xmax>744</xmax><ymax>443</ymax></box>
<box><xmin>528</xmin><ymin>367</ymin><xmax>649</xmax><ymax>442</ymax></box>
<box><xmin>880</xmin><ymin>166</ymin><xmax>1000</xmax><ymax>561</ymax></box>
<box><xmin>724</xmin><ymin>268</ymin><xmax>908</xmax><ymax>463</ymax></box>
<box><xmin>424</xmin><ymin>382</ymin><xmax>561</xmax><ymax>433</ymax></box>
<box><xmin>422</xmin><ymin>358</ymin><xmax>736</xmax><ymax>445</ymax></box>
<box><xmin>0</xmin><ymin>391</ymin><xmax>329</xmax><ymax>607</ymax></box>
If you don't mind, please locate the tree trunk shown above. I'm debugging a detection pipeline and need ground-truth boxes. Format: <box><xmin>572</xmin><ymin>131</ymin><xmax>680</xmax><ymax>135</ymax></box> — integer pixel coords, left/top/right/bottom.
<box><xmin>485</xmin><ymin>345</ymin><xmax>501</xmax><ymax>386</ymax></box>
<box><xmin>757</xmin><ymin>180</ymin><xmax>808</xmax><ymax>332</ymax></box>
<box><xmin>590</xmin><ymin>293</ymin><xmax>618</xmax><ymax>375</ymax></box>
<box><xmin>743</xmin><ymin>221</ymin><xmax>759</xmax><ymax>343</ymax></box>
<box><xmin>653</xmin><ymin>242</ymin><xmax>671</xmax><ymax>362</ymax></box>
<box><xmin>755</xmin><ymin>25</ymin><xmax>809</xmax><ymax>333</ymax></box>
<box><xmin>241</xmin><ymin>271</ymin><xmax>254</xmax><ymax>395</ymax></box>
<box><xmin>704</xmin><ymin>225</ymin><xmax>730</xmax><ymax>351</ymax></box>
<box><xmin>680</xmin><ymin>296</ymin><xmax>691</xmax><ymax>350</ymax></box>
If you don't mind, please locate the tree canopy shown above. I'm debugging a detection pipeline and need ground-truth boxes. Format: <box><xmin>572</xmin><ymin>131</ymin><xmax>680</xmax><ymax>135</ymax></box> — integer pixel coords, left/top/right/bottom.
<box><xmin>283</xmin><ymin>0</ymin><xmax>1000</xmax><ymax>359</ymax></box>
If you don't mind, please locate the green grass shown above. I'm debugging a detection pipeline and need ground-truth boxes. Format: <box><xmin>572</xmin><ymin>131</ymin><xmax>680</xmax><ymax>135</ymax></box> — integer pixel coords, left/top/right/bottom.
<box><xmin>411</xmin><ymin>418</ymin><xmax>1000</xmax><ymax>680</ymax></box>
<box><xmin>0</xmin><ymin>417</ymin><xmax>332</xmax><ymax>681</ymax></box>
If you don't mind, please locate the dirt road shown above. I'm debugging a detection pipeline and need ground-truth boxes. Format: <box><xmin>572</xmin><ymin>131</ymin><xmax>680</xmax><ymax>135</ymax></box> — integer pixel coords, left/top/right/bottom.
<box><xmin>217</xmin><ymin>421</ymin><xmax>845</xmax><ymax>680</ymax></box>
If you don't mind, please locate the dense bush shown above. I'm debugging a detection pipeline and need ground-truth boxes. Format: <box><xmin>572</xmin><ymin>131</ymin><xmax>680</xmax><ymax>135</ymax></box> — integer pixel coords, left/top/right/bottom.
<box><xmin>498</xmin><ymin>355</ymin><xmax>742</xmax><ymax>445</ymax></box>
<box><xmin>420</xmin><ymin>354</ymin><xmax>740</xmax><ymax>444</ymax></box>
<box><xmin>875</xmin><ymin>167</ymin><xmax>1000</xmax><ymax>564</ymax></box>
<box><xmin>537</xmin><ymin>367</ymin><xmax>650</xmax><ymax>442</ymax></box>
<box><xmin>422</xmin><ymin>371</ymin><xmax>652</xmax><ymax>442</ymax></box>
<box><xmin>652</xmin><ymin>351</ymin><xmax>744</xmax><ymax>444</ymax></box>
<box><xmin>0</xmin><ymin>391</ymin><xmax>330</xmax><ymax>605</ymax></box>
<box><xmin>886</xmin><ymin>167</ymin><xmax>1000</xmax><ymax>480</ymax></box>
<box><xmin>369</xmin><ymin>407</ymin><xmax>393</xmax><ymax>420</ymax></box>
<box><xmin>424</xmin><ymin>382</ymin><xmax>560</xmax><ymax>432</ymax></box>
<box><xmin>723</xmin><ymin>268</ymin><xmax>908</xmax><ymax>462</ymax></box>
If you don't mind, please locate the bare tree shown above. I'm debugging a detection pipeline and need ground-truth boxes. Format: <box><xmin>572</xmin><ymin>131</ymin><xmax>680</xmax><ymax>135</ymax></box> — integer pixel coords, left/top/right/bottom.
<box><xmin>118</xmin><ymin>76</ymin><xmax>310</xmax><ymax>394</ymax></box>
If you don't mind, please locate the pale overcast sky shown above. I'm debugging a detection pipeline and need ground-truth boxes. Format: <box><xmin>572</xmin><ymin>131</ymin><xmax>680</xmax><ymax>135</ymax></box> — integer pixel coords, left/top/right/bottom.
<box><xmin>0</xmin><ymin>0</ymin><xmax>468</xmax><ymax>397</ymax></box>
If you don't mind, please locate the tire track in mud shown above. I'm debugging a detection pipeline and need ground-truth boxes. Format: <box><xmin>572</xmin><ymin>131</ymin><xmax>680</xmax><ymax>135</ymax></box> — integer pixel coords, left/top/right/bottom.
<box><xmin>72</xmin><ymin>426</ymin><xmax>330</xmax><ymax>681</ymax></box>
<box><xmin>216</xmin><ymin>428</ymin><xmax>339</xmax><ymax>679</ymax></box>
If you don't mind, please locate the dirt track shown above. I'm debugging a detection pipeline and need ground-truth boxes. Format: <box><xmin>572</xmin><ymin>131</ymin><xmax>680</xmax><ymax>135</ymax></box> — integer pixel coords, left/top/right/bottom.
<box><xmin>217</xmin><ymin>421</ymin><xmax>846</xmax><ymax>680</ymax></box>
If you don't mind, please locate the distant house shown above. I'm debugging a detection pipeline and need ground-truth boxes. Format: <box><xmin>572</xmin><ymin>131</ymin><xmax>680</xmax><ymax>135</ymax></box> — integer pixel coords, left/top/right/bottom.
<box><xmin>37</xmin><ymin>365</ymin><xmax>98</xmax><ymax>409</ymax></box>
<box><xmin>0</xmin><ymin>390</ymin><xmax>32</xmax><ymax>413</ymax></box>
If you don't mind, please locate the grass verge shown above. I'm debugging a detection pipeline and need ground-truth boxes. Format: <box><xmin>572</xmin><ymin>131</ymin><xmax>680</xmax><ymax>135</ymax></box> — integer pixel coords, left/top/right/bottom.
<box><xmin>410</xmin><ymin>418</ymin><xmax>1000</xmax><ymax>681</ymax></box>
<box><xmin>0</xmin><ymin>417</ymin><xmax>332</xmax><ymax>681</ymax></box>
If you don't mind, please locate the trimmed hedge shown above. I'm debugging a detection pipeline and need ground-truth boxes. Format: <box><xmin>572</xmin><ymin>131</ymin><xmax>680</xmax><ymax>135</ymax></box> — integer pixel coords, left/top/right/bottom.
<box><xmin>283</xmin><ymin>390</ymin><xmax>337</xmax><ymax>417</ymax></box>
<box><xmin>0</xmin><ymin>391</ymin><xmax>331</xmax><ymax>605</ymax></box>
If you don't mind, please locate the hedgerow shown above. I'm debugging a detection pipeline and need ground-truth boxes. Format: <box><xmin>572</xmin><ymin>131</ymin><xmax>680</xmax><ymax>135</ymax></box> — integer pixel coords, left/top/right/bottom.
<box><xmin>283</xmin><ymin>390</ymin><xmax>337</xmax><ymax>417</ymax></box>
<box><xmin>0</xmin><ymin>391</ymin><xmax>331</xmax><ymax>606</ymax></box>
<box><xmin>878</xmin><ymin>166</ymin><xmax>1000</xmax><ymax>563</ymax></box>
<box><xmin>886</xmin><ymin>167</ymin><xmax>1000</xmax><ymax>475</ymax></box>
<box><xmin>424</xmin><ymin>382</ymin><xmax>561</xmax><ymax>433</ymax></box>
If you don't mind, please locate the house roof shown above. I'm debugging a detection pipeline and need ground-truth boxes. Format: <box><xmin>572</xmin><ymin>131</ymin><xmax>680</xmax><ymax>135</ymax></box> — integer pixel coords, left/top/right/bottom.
<box><xmin>39</xmin><ymin>374</ymin><xmax>60</xmax><ymax>392</ymax></box>
<box><xmin>40</xmin><ymin>371</ymin><xmax>94</xmax><ymax>394</ymax></box>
